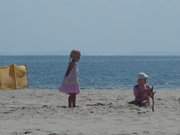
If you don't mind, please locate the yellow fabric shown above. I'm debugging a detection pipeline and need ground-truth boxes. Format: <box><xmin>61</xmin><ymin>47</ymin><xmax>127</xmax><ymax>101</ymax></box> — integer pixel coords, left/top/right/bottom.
<box><xmin>0</xmin><ymin>64</ymin><xmax>28</xmax><ymax>89</ymax></box>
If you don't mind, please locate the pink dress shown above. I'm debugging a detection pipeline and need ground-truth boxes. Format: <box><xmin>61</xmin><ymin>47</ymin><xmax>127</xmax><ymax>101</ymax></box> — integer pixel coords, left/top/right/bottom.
<box><xmin>59</xmin><ymin>62</ymin><xmax>80</xmax><ymax>95</ymax></box>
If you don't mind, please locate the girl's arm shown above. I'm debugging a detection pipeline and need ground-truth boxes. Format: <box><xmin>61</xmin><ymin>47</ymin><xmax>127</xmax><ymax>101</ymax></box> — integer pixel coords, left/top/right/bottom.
<box><xmin>133</xmin><ymin>86</ymin><xmax>139</xmax><ymax>99</ymax></box>
<box><xmin>147</xmin><ymin>85</ymin><xmax>154</xmax><ymax>97</ymax></box>
<box><xmin>65</xmin><ymin>62</ymin><xmax>75</xmax><ymax>77</ymax></box>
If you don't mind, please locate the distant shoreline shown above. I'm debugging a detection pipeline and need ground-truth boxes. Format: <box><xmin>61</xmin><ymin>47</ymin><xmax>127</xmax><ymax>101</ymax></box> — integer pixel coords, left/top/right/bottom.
<box><xmin>0</xmin><ymin>55</ymin><xmax>180</xmax><ymax>57</ymax></box>
<box><xmin>5</xmin><ymin>88</ymin><xmax>179</xmax><ymax>91</ymax></box>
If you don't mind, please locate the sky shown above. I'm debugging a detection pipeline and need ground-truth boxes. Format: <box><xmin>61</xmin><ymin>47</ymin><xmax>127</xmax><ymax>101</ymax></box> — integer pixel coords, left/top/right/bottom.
<box><xmin>0</xmin><ymin>0</ymin><xmax>180</xmax><ymax>56</ymax></box>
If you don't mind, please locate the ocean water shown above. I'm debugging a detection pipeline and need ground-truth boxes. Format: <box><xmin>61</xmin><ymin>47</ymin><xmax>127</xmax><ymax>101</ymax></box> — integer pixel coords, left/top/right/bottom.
<box><xmin>0</xmin><ymin>56</ymin><xmax>180</xmax><ymax>90</ymax></box>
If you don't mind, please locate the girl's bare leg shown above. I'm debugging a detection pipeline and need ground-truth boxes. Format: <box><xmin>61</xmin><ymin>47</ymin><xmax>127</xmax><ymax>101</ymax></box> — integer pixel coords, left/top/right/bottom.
<box><xmin>68</xmin><ymin>95</ymin><xmax>72</xmax><ymax>108</ymax></box>
<box><xmin>72</xmin><ymin>94</ymin><xmax>76</xmax><ymax>107</ymax></box>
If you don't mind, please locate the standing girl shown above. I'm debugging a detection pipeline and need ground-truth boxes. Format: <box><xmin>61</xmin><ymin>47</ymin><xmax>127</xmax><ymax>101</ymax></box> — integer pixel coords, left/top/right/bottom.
<box><xmin>59</xmin><ymin>50</ymin><xmax>81</xmax><ymax>108</ymax></box>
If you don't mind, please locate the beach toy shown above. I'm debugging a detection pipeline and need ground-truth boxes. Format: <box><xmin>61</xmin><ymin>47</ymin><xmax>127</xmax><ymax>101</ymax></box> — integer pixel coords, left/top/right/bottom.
<box><xmin>15</xmin><ymin>65</ymin><xmax>27</xmax><ymax>78</ymax></box>
<box><xmin>0</xmin><ymin>64</ymin><xmax>28</xmax><ymax>89</ymax></box>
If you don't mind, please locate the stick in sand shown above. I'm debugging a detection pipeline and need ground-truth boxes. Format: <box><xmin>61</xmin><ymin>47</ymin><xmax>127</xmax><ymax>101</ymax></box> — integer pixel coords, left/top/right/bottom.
<box><xmin>150</xmin><ymin>86</ymin><xmax>155</xmax><ymax>112</ymax></box>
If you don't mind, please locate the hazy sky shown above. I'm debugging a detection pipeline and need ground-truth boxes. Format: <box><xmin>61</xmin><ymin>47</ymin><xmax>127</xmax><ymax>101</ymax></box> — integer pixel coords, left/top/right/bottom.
<box><xmin>0</xmin><ymin>0</ymin><xmax>180</xmax><ymax>55</ymax></box>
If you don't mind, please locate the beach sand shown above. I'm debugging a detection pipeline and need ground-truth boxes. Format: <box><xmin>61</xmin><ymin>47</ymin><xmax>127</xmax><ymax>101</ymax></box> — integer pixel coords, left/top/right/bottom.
<box><xmin>0</xmin><ymin>89</ymin><xmax>180</xmax><ymax>135</ymax></box>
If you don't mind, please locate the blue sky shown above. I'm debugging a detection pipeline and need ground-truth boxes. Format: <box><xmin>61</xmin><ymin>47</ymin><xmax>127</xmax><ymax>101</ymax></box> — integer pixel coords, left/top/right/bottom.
<box><xmin>0</xmin><ymin>0</ymin><xmax>180</xmax><ymax>55</ymax></box>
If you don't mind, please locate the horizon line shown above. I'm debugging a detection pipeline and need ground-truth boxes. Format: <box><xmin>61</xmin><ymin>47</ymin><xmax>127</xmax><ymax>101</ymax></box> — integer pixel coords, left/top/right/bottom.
<box><xmin>0</xmin><ymin>54</ymin><xmax>180</xmax><ymax>57</ymax></box>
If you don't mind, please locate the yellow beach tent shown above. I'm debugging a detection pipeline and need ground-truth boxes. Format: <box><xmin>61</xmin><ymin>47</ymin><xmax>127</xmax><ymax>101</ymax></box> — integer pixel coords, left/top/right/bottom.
<box><xmin>0</xmin><ymin>64</ymin><xmax>28</xmax><ymax>89</ymax></box>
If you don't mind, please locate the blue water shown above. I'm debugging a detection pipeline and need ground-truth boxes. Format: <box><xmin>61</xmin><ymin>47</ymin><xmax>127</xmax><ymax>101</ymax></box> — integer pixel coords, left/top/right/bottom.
<box><xmin>0</xmin><ymin>56</ymin><xmax>180</xmax><ymax>90</ymax></box>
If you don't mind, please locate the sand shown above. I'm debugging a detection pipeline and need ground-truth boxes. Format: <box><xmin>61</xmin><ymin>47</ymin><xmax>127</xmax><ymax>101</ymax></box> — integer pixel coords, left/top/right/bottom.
<box><xmin>0</xmin><ymin>89</ymin><xmax>180</xmax><ymax>135</ymax></box>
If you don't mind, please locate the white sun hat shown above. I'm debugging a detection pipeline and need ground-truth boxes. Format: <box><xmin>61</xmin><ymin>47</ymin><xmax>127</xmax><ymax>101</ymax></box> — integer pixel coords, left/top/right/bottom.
<box><xmin>137</xmin><ymin>72</ymin><xmax>149</xmax><ymax>80</ymax></box>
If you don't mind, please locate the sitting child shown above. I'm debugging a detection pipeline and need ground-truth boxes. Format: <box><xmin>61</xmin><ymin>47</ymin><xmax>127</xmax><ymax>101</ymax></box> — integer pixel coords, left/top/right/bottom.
<box><xmin>129</xmin><ymin>72</ymin><xmax>154</xmax><ymax>107</ymax></box>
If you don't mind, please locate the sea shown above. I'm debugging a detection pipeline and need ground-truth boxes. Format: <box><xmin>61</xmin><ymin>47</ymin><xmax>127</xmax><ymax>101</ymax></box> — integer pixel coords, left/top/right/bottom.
<box><xmin>0</xmin><ymin>56</ymin><xmax>180</xmax><ymax>90</ymax></box>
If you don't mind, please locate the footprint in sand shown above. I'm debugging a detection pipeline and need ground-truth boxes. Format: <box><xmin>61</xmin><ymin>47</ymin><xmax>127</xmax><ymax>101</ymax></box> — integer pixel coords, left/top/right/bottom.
<box><xmin>86</xmin><ymin>103</ymin><xmax>106</xmax><ymax>106</ymax></box>
<box><xmin>86</xmin><ymin>102</ymin><xmax>113</xmax><ymax>107</ymax></box>
<box><xmin>56</xmin><ymin>105</ymin><xmax>68</xmax><ymax>108</ymax></box>
<box><xmin>48</xmin><ymin>133</ymin><xmax>58</xmax><ymax>135</ymax></box>
<box><xmin>24</xmin><ymin>131</ymin><xmax>32</xmax><ymax>134</ymax></box>
<box><xmin>11</xmin><ymin>130</ymin><xmax>32</xmax><ymax>135</ymax></box>
<box><xmin>48</xmin><ymin>133</ymin><xmax>69</xmax><ymax>135</ymax></box>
